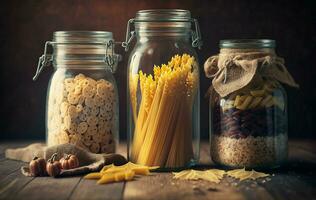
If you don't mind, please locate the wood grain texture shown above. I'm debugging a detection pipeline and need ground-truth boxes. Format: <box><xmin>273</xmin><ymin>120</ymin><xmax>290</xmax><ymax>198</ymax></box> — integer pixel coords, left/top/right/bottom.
<box><xmin>70</xmin><ymin>179</ymin><xmax>124</xmax><ymax>200</ymax></box>
<box><xmin>14</xmin><ymin>177</ymin><xmax>81</xmax><ymax>200</ymax></box>
<box><xmin>0</xmin><ymin>170</ymin><xmax>34</xmax><ymax>200</ymax></box>
<box><xmin>0</xmin><ymin>140</ymin><xmax>315</xmax><ymax>200</ymax></box>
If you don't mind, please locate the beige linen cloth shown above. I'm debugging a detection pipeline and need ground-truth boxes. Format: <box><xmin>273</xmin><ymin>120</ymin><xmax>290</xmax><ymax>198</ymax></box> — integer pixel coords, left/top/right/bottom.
<box><xmin>204</xmin><ymin>48</ymin><xmax>299</xmax><ymax>97</ymax></box>
<box><xmin>5</xmin><ymin>143</ymin><xmax>127</xmax><ymax>177</ymax></box>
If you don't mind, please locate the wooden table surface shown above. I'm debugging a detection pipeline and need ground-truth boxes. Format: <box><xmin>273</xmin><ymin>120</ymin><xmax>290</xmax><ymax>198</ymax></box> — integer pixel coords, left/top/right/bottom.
<box><xmin>0</xmin><ymin>140</ymin><xmax>315</xmax><ymax>200</ymax></box>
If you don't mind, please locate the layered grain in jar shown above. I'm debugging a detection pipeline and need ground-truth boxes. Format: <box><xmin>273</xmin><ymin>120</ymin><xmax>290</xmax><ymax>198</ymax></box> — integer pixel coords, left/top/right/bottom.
<box><xmin>210</xmin><ymin>79</ymin><xmax>288</xmax><ymax>168</ymax></box>
<box><xmin>205</xmin><ymin>39</ymin><xmax>298</xmax><ymax>169</ymax></box>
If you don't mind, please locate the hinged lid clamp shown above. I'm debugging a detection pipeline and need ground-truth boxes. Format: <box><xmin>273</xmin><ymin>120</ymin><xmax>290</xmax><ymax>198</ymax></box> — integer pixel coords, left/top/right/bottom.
<box><xmin>122</xmin><ymin>19</ymin><xmax>136</xmax><ymax>51</ymax></box>
<box><xmin>104</xmin><ymin>40</ymin><xmax>115</xmax><ymax>68</ymax></box>
<box><xmin>191</xmin><ymin>19</ymin><xmax>203</xmax><ymax>49</ymax></box>
<box><xmin>33</xmin><ymin>41</ymin><xmax>52</xmax><ymax>81</ymax></box>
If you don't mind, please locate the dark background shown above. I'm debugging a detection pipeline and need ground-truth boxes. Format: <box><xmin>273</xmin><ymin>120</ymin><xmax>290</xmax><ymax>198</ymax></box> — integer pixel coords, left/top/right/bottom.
<box><xmin>0</xmin><ymin>0</ymin><xmax>315</xmax><ymax>141</ymax></box>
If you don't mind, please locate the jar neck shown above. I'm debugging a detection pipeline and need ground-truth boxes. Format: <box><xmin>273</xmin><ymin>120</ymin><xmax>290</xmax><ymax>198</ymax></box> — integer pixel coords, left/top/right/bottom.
<box><xmin>136</xmin><ymin>33</ymin><xmax>190</xmax><ymax>43</ymax></box>
<box><xmin>53</xmin><ymin>64</ymin><xmax>111</xmax><ymax>70</ymax></box>
<box><xmin>135</xmin><ymin>20</ymin><xmax>191</xmax><ymax>40</ymax></box>
<box><xmin>220</xmin><ymin>48</ymin><xmax>275</xmax><ymax>54</ymax></box>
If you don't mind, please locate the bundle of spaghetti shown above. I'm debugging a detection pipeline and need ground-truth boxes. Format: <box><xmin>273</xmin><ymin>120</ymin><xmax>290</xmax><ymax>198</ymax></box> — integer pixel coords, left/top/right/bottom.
<box><xmin>131</xmin><ymin>73</ymin><xmax>155</xmax><ymax>161</ymax></box>
<box><xmin>165</xmin><ymin>66</ymin><xmax>198</xmax><ymax>167</ymax></box>
<box><xmin>130</xmin><ymin>54</ymin><xmax>198</xmax><ymax>167</ymax></box>
<box><xmin>129</xmin><ymin>74</ymin><xmax>139</xmax><ymax>123</ymax></box>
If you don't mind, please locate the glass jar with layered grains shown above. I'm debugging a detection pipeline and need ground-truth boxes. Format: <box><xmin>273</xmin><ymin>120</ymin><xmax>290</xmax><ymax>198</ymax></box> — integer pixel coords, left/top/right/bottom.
<box><xmin>205</xmin><ymin>39</ymin><xmax>298</xmax><ymax>169</ymax></box>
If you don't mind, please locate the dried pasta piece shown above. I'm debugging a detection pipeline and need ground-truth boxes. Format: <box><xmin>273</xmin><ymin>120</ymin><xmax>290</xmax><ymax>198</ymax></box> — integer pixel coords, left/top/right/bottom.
<box><xmin>85</xmin><ymin>97</ymin><xmax>96</xmax><ymax>107</ymax></box>
<box><xmin>76</xmin><ymin>104</ymin><xmax>83</xmax><ymax>112</ymax></box>
<box><xmin>173</xmin><ymin>169</ymin><xmax>226</xmax><ymax>183</ymax></box>
<box><xmin>78</xmin><ymin>95</ymin><xmax>85</xmax><ymax>105</ymax></box>
<box><xmin>64</xmin><ymin>78</ymin><xmax>75</xmax><ymax>92</ymax></box>
<box><xmin>226</xmin><ymin>168</ymin><xmax>269</xmax><ymax>181</ymax></box>
<box><xmin>82</xmin><ymin>85</ymin><xmax>95</xmax><ymax>98</ymax></box>
<box><xmin>74</xmin><ymin>73</ymin><xmax>85</xmax><ymax>81</ymax></box>
<box><xmin>74</xmin><ymin>85</ymin><xmax>82</xmax><ymax>95</ymax></box>
<box><xmin>67</xmin><ymin>105</ymin><xmax>78</xmax><ymax>118</ymax></box>
<box><xmin>67</xmin><ymin>93</ymin><xmax>80</xmax><ymax>105</ymax></box>
<box><xmin>84</xmin><ymin>162</ymin><xmax>155</xmax><ymax>185</ymax></box>
<box><xmin>124</xmin><ymin>170</ymin><xmax>135</xmax><ymax>180</ymax></box>
<box><xmin>60</xmin><ymin>102</ymin><xmax>69</xmax><ymax>116</ymax></box>
<box><xmin>79</xmin><ymin>113</ymin><xmax>87</xmax><ymax>122</ymax></box>
<box><xmin>77</xmin><ymin>122</ymin><xmax>88</xmax><ymax>134</ymax></box>
<box><xmin>97</xmin><ymin>173</ymin><xmax>116</xmax><ymax>184</ymax></box>
<box><xmin>236</xmin><ymin>95</ymin><xmax>253</xmax><ymax>110</ymax></box>
<box><xmin>87</xmin><ymin>125</ymin><xmax>98</xmax><ymax>135</ymax></box>
<box><xmin>103</xmin><ymin>162</ymin><xmax>158</xmax><ymax>175</ymax></box>
<box><xmin>92</xmin><ymin>134</ymin><xmax>102</xmax><ymax>143</ymax></box>
<box><xmin>87</xmin><ymin>116</ymin><xmax>98</xmax><ymax>126</ymax></box>
<box><xmin>96</xmin><ymin>83</ymin><xmax>108</xmax><ymax>97</ymax></box>
<box><xmin>233</xmin><ymin>95</ymin><xmax>242</xmax><ymax>107</ymax></box>
<box><xmin>250</xmin><ymin>90</ymin><xmax>265</xmax><ymax>97</ymax></box>
<box><xmin>247</xmin><ymin>97</ymin><xmax>263</xmax><ymax>109</ymax></box>
<box><xmin>87</xmin><ymin>77</ymin><xmax>97</xmax><ymax>87</ymax></box>
<box><xmin>91</xmin><ymin>106</ymin><xmax>99</xmax><ymax>116</ymax></box>
<box><xmin>234</xmin><ymin>95</ymin><xmax>247</xmax><ymax>107</ymax></box>
<box><xmin>58</xmin><ymin>131</ymin><xmax>69</xmax><ymax>144</ymax></box>
<box><xmin>221</xmin><ymin>99</ymin><xmax>234</xmax><ymax>112</ymax></box>
<box><xmin>90</xmin><ymin>142</ymin><xmax>100</xmax><ymax>153</ymax></box>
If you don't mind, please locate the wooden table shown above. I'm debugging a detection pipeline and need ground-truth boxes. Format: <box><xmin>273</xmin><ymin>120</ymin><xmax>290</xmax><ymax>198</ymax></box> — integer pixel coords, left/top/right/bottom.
<box><xmin>0</xmin><ymin>140</ymin><xmax>315</xmax><ymax>200</ymax></box>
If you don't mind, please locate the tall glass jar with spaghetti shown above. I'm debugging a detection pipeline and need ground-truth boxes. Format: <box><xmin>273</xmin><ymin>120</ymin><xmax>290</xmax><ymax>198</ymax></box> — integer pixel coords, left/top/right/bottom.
<box><xmin>204</xmin><ymin>39</ymin><xmax>299</xmax><ymax>169</ymax></box>
<box><xmin>123</xmin><ymin>9</ymin><xmax>202</xmax><ymax>169</ymax></box>
<box><xmin>33</xmin><ymin>31</ymin><xmax>121</xmax><ymax>154</ymax></box>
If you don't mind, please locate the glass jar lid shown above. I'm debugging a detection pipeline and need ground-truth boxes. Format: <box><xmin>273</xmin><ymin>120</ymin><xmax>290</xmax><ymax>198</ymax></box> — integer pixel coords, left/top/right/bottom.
<box><xmin>53</xmin><ymin>31</ymin><xmax>113</xmax><ymax>43</ymax></box>
<box><xmin>33</xmin><ymin>31</ymin><xmax>121</xmax><ymax>81</ymax></box>
<box><xmin>122</xmin><ymin>9</ymin><xmax>202</xmax><ymax>51</ymax></box>
<box><xmin>52</xmin><ymin>31</ymin><xmax>116</xmax><ymax>65</ymax></box>
<box><xmin>220</xmin><ymin>39</ymin><xmax>276</xmax><ymax>49</ymax></box>
<box><xmin>135</xmin><ymin>9</ymin><xmax>191</xmax><ymax>21</ymax></box>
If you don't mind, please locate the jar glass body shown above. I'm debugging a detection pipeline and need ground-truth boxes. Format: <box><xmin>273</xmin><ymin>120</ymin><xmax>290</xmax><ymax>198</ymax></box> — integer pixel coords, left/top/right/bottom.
<box><xmin>127</xmin><ymin>35</ymin><xmax>200</xmax><ymax>169</ymax></box>
<box><xmin>46</xmin><ymin>65</ymin><xmax>119</xmax><ymax>154</ymax></box>
<box><xmin>210</xmin><ymin>78</ymin><xmax>288</xmax><ymax>169</ymax></box>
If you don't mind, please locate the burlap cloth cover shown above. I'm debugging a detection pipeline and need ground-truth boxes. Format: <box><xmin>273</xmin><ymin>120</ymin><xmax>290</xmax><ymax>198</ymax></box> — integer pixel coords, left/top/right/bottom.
<box><xmin>5</xmin><ymin>143</ymin><xmax>127</xmax><ymax>177</ymax></box>
<box><xmin>204</xmin><ymin>48</ymin><xmax>299</xmax><ymax>97</ymax></box>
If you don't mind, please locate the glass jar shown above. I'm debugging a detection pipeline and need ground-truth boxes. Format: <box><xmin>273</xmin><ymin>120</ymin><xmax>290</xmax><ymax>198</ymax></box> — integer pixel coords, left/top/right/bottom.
<box><xmin>33</xmin><ymin>31</ymin><xmax>121</xmax><ymax>154</ymax></box>
<box><xmin>123</xmin><ymin>9</ymin><xmax>202</xmax><ymax>169</ymax></box>
<box><xmin>206</xmin><ymin>39</ymin><xmax>298</xmax><ymax>169</ymax></box>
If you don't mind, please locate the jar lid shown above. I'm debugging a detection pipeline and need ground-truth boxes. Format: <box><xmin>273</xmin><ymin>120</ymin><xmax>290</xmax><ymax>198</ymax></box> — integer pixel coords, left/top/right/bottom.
<box><xmin>122</xmin><ymin>9</ymin><xmax>202</xmax><ymax>50</ymax></box>
<box><xmin>52</xmin><ymin>31</ymin><xmax>116</xmax><ymax>62</ymax></box>
<box><xmin>219</xmin><ymin>39</ymin><xmax>276</xmax><ymax>49</ymax></box>
<box><xmin>33</xmin><ymin>31</ymin><xmax>121</xmax><ymax>81</ymax></box>
<box><xmin>135</xmin><ymin>9</ymin><xmax>191</xmax><ymax>21</ymax></box>
<box><xmin>53</xmin><ymin>31</ymin><xmax>113</xmax><ymax>43</ymax></box>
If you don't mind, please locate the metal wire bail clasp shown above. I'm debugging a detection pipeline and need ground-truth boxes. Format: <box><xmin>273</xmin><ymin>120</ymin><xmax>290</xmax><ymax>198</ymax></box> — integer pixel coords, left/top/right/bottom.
<box><xmin>105</xmin><ymin>40</ymin><xmax>122</xmax><ymax>73</ymax></box>
<box><xmin>122</xmin><ymin>19</ymin><xmax>136</xmax><ymax>51</ymax></box>
<box><xmin>105</xmin><ymin>40</ymin><xmax>115</xmax><ymax>67</ymax></box>
<box><xmin>33</xmin><ymin>41</ymin><xmax>53</xmax><ymax>81</ymax></box>
<box><xmin>191</xmin><ymin>18</ymin><xmax>203</xmax><ymax>49</ymax></box>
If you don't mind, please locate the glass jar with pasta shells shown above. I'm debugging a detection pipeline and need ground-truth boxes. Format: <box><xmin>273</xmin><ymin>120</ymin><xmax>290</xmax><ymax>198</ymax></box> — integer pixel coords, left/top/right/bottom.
<box><xmin>33</xmin><ymin>31</ymin><xmax>121</xmax><ymax>154</ymax></box>
<box><xmin>123</xmin><ymin>9</ymin><xmax>202</xmax><ymax>169</ymax></box>
<box><xmin>204</xmin><ymin>39</ymin><xmax>299</xmax><ymax>169</ymax></box>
